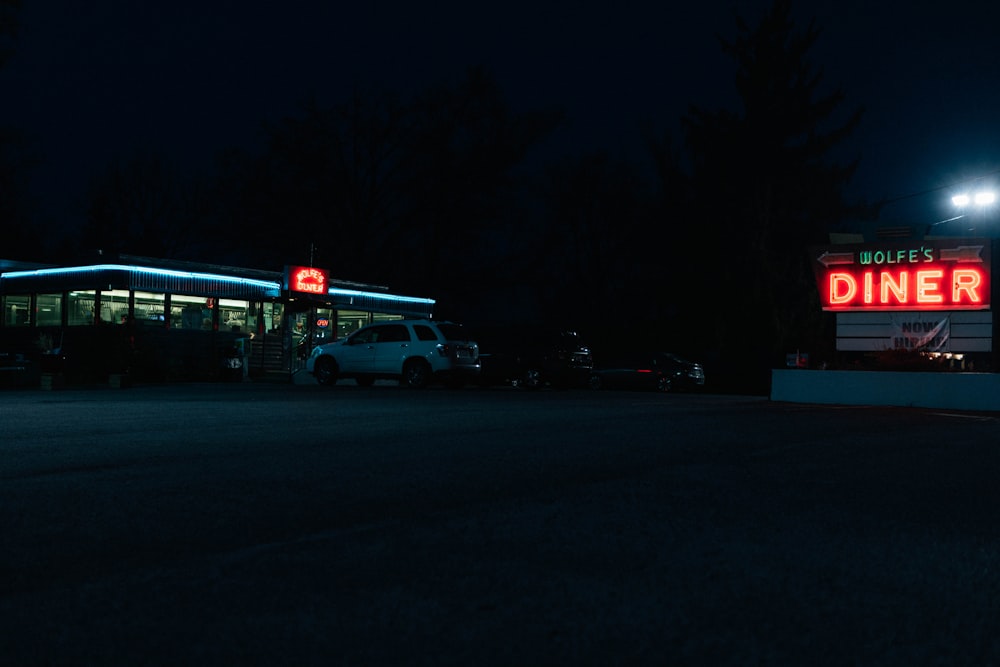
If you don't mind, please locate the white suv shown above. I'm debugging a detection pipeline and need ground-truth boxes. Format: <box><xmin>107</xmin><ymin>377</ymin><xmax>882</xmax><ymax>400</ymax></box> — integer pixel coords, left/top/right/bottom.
<box><xmin>306</xmin><ymin>319</ymin><xmax>480</xmax><ymax>388</ymax></box>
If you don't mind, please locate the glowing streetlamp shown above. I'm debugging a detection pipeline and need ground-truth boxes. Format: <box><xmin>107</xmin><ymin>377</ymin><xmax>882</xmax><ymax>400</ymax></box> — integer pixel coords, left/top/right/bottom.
<box><xmin>952</xmin><ymin>190</ymin><xmax>996</xmax><ymax>208</ymax></box>
<box><xmin>949</xmin><ymin>188</ymin><xmax>996</xmax><ymax>235</ymax></box>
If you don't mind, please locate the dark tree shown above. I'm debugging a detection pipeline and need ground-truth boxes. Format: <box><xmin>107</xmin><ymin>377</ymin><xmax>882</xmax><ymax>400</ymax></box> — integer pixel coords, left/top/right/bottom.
<box><xmin>669</xmin><ymin>0</ymin><xmax>864</xmax><ymax>390</ymax></box>
<box><xmin>0</xmin><ymin>0</ymin><xmax>18</xmax><ymax>69</ymax></box>
<box><xmin>213</xmin><ymin>90</ymin><xmax>414</xmax><ymax>276</ymax></box>
<box><xmin>398</xmin><ymin>66</ymin><xmax>564</xmax><ymax>305</ymax></box>
<box><xmin>0</xmin><ymin>0</ymin><xmax>39</xmax><ymax>255</ymax></box>
<box><xmin>527</xmin><ymin>151</ymin><xmax>654</xmax><ymax>337</ymax></box>
<box><xmin>81</xmin><ymin>152</ymin><xmax>209</xmax><ymax>259</ymax></box>
<box><xmin>211</xmin><ymin>67</ymin><xmax>562</xmax><ymax>304</ymax></box>
<box><xmin>0</xmin><ymin>126</ymin><xmax>36</xmax><ymax>248</ymax></box>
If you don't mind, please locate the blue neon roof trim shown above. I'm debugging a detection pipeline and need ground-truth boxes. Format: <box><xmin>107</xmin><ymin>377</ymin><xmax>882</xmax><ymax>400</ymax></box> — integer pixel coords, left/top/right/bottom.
<box><xmin>2</xmin><ymin>264</ymin><xmax>281</xmax><ymax>290</ymax></box>
<box><xmin>324</xmin><ymin>287</ymin><xmax>435</xmax><ymax>317</ymax></box>
<box><xmin>328</xmin><ymin>287</ymin><xmax>435</xmax><ymax>305</ymax></box>
<box><xmin>1</xmin><ymin>263</ymin><xmax>283</xmax><ymax>300</ymax></box>
<box><xmin>1</xmin><ymin>262</ymin><xmax>435</xmax><ymax>317</ymax></box>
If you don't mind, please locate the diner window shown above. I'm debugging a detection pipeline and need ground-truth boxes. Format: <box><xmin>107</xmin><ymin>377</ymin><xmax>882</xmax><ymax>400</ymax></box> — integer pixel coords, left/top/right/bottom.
<box><xmin>219</xmin><ymin>298</ymin><xmax>250</xmax><ymax>333</ymax></box>
<box><xmin>171</xmin><ymin>294</ymin><xmax>215</xmax><ymax>330</ymax></box>
<box><xmin>244</xmin><ymin>302</ymin><xmax>261</xmax><ymax>336</ymax></box>
<box><xmin>292</xmin><ymin>310</ymin><xmax>309</xmax><ymax>346</ymax></box>
<box><xmin>337</xmin><ymin>310</ymin><xmax>370</xmax><ymax>338</ymax></box>
<box><xmin>312</xmin><ymin>308</ymin><xmax>335</xmax><ymax>345</ymax></box>
<box><xmin>36</xmin><ymin>293</ymin><xmax>63</xmax><ymax>326</ymax></box>
<box><xmin>133</xmin><ymin>291</ymin><xmax>167</xmax><ymax>325</ymax></box>
<box><xmin>68</xmin><ymin>291</ymin><xmax>96</xmax><ymax>325</ymax></box>
<box><xmin>100</xmin><ymin>289</ymin><xmax>130</xmax><ymax>324</ymax></box>
<box><xmin>262</xmin><ymin>301</ymin><xmax>283</xmax><ymax>333</ymax></box>
<box><xmin>4</xmin><ymin>295</ymin><xmax>31</xmax><ymax>327</ymax></box>
<box><xmin>371</xmin><ymin>312</ymin><xmax>405</xmax><ymax>325</ymax></box>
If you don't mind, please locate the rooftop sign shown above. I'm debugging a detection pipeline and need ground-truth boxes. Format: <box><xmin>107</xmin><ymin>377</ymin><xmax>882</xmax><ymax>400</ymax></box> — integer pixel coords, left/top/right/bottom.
<box><xmin>810</xmin><ymin>239</ymin><xmax>991</xmax><ymax>312</ymax></box>
<box><xmin>285</xmin><ymin>265</ymin><xmax>329</xmax><ymax>295</ymax></box>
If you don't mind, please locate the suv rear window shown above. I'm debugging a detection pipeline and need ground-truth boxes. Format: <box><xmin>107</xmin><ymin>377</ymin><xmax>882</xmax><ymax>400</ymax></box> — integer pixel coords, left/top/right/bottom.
<box><xmin>413</xmin><ymin>324</ymin><xmax>440</xmax><ymax>342</ymax></box>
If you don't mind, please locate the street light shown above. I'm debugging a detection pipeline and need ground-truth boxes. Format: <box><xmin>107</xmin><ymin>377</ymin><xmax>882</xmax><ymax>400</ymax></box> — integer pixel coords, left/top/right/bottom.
<box><xmin>951</xmin><ymin>190</ymin><xmax>997</xmax><ymax>208</ymax></box>
<box><xmin>924</xmin><ymin>189</ymin><xmax>997</xmax><ymax>237</ymax></box>
<box><xmin>949</xmin><ymin>188</ymin><xmax>997</xmax><ymax>234</ymax></box>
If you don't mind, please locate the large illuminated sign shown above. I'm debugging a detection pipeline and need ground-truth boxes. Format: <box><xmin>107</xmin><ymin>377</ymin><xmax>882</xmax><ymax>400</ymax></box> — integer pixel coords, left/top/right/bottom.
<box><xmin>285</xmin><ymin>265</ymin><xmax>329</xmax><ymax>295</ymax></box>
<box><xmin>811</xmin><ymin>240</ymin><xmax>991</xmax><ymax>311</ymax></box>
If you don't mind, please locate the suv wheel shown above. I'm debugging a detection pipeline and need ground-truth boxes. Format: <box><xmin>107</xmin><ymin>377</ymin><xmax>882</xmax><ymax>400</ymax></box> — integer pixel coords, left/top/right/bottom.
<box><xmin>402</xmin><ymin>359</ymin><xmax>431</xmax><ymax>389</ymax></box>
<box><xmin>656</xmin><ymin>376</ymin><xmax>673</xmax><ymax>392</ymax></box>
<box><xmin>314</xmin><ymin>357</ymin><xmax>339</xmax><ymax>386</ymax></box>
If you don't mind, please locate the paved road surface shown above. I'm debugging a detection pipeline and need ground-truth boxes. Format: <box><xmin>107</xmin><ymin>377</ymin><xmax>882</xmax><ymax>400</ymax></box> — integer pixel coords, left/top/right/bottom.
<box><xmin>2</xmin><ymin>383</ymin><xmax>999</xmax><ymax>664</ymax></box>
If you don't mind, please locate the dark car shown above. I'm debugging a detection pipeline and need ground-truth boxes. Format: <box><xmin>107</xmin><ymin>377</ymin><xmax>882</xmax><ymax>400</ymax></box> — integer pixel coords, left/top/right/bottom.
<box><xmin>476</xmin><ymin>328</ymin><xmax>593</xmax><ymax>389</ymax></box>
<box><xmin>589</xmin><ymin>351</ymin><xmax>705</xmax><ymax>393</ymax></box>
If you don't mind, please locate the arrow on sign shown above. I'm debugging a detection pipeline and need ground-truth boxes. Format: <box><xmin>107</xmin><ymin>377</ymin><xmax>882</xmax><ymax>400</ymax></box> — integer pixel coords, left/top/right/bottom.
<box><xmin>939</xmin><ymin>245</ymin><xmax>984</xmax><ymax>263</ymax></box>
<box><xmin>817</xmin><ymin>251</ymin><xmax>855</xmax><ymax>267</ymax></box>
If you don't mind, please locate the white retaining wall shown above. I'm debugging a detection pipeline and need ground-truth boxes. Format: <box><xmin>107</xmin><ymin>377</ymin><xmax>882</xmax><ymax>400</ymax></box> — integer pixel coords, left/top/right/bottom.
<box><xmin>770</xmin><ymin>369</ymin><xmax>1000</xmax><ymax>412</ymax></box>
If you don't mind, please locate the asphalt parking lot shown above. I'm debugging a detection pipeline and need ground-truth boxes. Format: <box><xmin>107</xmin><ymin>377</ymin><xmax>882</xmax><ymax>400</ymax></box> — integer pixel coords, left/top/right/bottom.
<box><xmin>2</xmin><ymin>382</ymin><xmax>1000</xmax><ymax>665</ymax></box>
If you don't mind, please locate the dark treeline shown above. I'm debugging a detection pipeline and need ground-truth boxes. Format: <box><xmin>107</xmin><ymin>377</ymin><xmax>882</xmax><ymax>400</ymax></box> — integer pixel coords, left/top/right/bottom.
<box><xmin>1</xmin><ymin>0</ymin><xmax>871</xmax><ymax>393</ymax></box>
<box><xmin>0</xmin><ymin>0</ymin><xmax>35</xmax><ymax>247</ymax></box>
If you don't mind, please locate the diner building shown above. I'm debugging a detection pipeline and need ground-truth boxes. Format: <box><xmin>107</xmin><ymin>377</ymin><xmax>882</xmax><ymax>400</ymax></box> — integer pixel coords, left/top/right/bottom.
<box><xmin>0</xmin><ymin>255</ymin><xmax>435</xmax><ymax>384</ymax></box>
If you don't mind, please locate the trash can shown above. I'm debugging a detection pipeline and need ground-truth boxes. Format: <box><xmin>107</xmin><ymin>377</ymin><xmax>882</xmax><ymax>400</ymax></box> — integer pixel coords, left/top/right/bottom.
<box><xmin>234</xmin><ymin>337</ymin><xmax>249</xmax><ymax>381</ymax></box>
<box><xmin>220</xmin><ymin>342</ymin><xmax>244</xmax><ymax>382</ymax></box>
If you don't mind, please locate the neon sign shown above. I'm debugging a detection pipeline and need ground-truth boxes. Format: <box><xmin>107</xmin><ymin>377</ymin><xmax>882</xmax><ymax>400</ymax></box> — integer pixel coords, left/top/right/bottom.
<box><xmin>811</xmin><ymin>240</ymin><xmax>991</xmax><ymax>311</ymax></box>
<box><xmin>286</xmin><ymin>265</ymin><xmax>329</xmax><ymax>295</ymax></box>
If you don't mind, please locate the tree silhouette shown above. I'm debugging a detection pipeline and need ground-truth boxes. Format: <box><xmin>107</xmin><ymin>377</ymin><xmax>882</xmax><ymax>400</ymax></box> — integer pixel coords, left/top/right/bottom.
<box><xmin>669</xmin><ymin>0</ymin><xmax>863</xmax><ymax>390</ymax></box>
<box><xmin>529</xmin><ymin>151</ymin><xmax>654</xmax><ymax>335</ymax></box>
<box><xmin>216</xmin><ymin>90</ymin><xmax>414</xmax><ymax>276</ymax></box>
<box><xmin>0</xmin><ymin>0</ymin><xmax>18</xmax><ymax>69</ymax></box>
<box><xmin>398</xmin><ymin>66</ymin><xmax>564</xmax><ymax>306</ymax></box>
<box><xmin>0</xmin><ymin>0</ymin><xmax>38</xmax><ymax>256</ymax></box>
<box><xmin>210</xmin><ymin>67</ymin><xmax>563</xmax><ymax>299</ymax></box>
<box><xmin>81</xmin><ymin>152</ymin><xmax>209</xmax><ymax>259</ymax></box>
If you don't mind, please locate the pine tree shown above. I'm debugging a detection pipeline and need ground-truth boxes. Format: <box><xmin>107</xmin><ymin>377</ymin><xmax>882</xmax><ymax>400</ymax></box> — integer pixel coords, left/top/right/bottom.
<box><xmin>679</xmin><ymin>0</ymin><xmax>864</xmax><ymax>390</ymax></box>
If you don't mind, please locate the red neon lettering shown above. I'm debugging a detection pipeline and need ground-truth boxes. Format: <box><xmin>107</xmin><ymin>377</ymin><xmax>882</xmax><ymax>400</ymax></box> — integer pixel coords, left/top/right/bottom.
<box><xmin>824</xmin><ymin>266</ymin><xmax>988</xmax><ymax>310</ymax></box>
<box><xmin>293</xmin><ymin>268</ymin><xmax>327</xmax><ymax>294</ymax></box>
<box><xmin>829</xmin><ymin>273</ymin><xmax>856</xmax><ymax>305</ymax></box>
<box><xmin>915</xmin><ymin>270</ymin><xmax>944</xmax><ymax>304</ymax></box>
<box><xmin>953</xmin><ymin>268</ymin><xmax>983</xmax><ymax>303</ymax></box>
<box><xmin>879</xmin><ymin>271</ymin><xmax>907</xmax><ymax>304</ymax></box>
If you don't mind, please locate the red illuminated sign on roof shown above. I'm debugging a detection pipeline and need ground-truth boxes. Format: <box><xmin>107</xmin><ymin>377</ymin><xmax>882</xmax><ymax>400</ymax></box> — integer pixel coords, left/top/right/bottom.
<box><xmin>811</xmin><ymin>240</ymin><xmax>991</xmax><ymax>311</ymax></box>
<box><xmin>286</xmin><ymin>265</ymin><xmax>329</xmax><ymax>295</ymax></box>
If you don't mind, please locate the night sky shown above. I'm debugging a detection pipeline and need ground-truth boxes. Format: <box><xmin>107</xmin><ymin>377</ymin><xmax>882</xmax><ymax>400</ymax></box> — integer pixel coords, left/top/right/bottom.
<box><xmin>3</xmin><ymin>0</ymin><xmax>1000</xmax><ymax>239</ymax></box>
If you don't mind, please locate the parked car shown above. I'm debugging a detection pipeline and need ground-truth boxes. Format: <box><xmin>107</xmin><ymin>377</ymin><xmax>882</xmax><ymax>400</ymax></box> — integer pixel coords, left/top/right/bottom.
<box><xmin>589</xmin><ymin>351</ymin><xmax>705</xmax><ymax>392</ymax></box>
<box><xmin>476</xmin><ymin>328</ymin><xmax>593</xmax><ymax>389</ymax></box>
<box><xmin>305</xmin><ymin>319</ymin><xmax>480</xmax><ymax>389</ymax></box>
